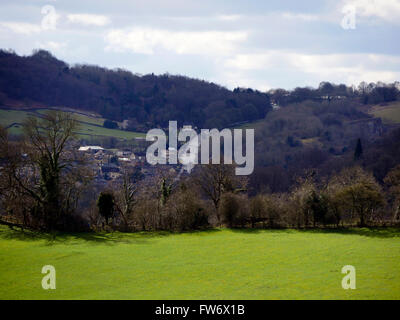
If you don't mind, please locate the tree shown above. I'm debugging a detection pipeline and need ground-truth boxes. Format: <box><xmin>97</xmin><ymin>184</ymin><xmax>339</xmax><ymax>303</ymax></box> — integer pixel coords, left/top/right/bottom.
<box><xmin>326</xmin><ymin>177</ymin><xmax>345</xmax><ymax>227</ymax></box>
<box><xmin>249</xmin><ymin>194</ymin><xmax>280</xmax><ymax>228</ymax></box>
<box><xmin>220</xmin><ymin>193</ymin><xmax>241</xmax><ymax>228</ymax></box>
<box><xmin>335</xmin><ymin>167</ymin><xmax>384</xmax><ymax>226</ymax></box>
<box><xmin>249</xmin><ymin>195</ymin><xmax>267</xmax><ymax>228</ymax></box>
<box><xmin>160</xmin><ymin>178</ymin><xmax>173</xmax><ymax>206</ymax></box>
<box><xmin>114</xmin><ymin>166</ymin><xmax>138</xmax><ymax>229</ymax></box>
<box><xmin>13</xmin><ymin>111</ymin><xmax>81</xmax><ymax>230</ymax></box>
<box><xmin>193</xmin><ymin>163</ymin><xmax>247</xmax><ymax>225</ymax></box>
<box><xmin>103</xmin><ymin>119</ymin><xmax>118</xmax><ymax>129</ymax></box>
<box><xmin>97</xmin><ymin>191</ymin><xmax>115</xmax><ymax>225</ymax></box>
<box><xmin>168</xmin><ymin>181</ymin><xmax>209</xmax><ymax>230</ymax></box>
<box><xmin>384</xmin><ymin>165</ymin><xmax>400</xmax><ymax>222</ymax></box>
<box><xmin>290</xmin><ymin>174</ymin><xmax>315</xmax><ymax>228</ymax></box>
<box><xmin>354</xmin><ymin>138</ymin><xmax>363</xmax><ymax>161</ymax></box>
<box><xmin>307</xmin><ymin>191</ymin><xmax>329</xmax><ymax>227</ymax></box>
<box><xmin>0</xmin><ymin>112</ymin><xmax>93</xmax><ymax>231</ymax></box>
<box><xmin>0</xmin><ymin>125</ymin><xmax>32</xmax><ymax>228</ymax></box>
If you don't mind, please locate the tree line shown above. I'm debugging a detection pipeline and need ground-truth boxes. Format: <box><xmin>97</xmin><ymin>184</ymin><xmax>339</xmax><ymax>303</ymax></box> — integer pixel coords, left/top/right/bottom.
<box><xmin>0</xmin><ymin>49</ymin><xmax>272</xmax><ymax>131</ymax></box>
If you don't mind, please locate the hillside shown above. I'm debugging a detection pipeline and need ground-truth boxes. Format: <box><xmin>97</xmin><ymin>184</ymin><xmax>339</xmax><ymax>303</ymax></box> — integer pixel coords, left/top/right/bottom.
<box><xmin>0</xmin><ymin>49</ymin><xmax>272</xmax><ymax>131</ymax></box>
<box><xmin>243</xmin><ymin>99</ymin><xmax>400</xmax><ymax>193</ymax></box>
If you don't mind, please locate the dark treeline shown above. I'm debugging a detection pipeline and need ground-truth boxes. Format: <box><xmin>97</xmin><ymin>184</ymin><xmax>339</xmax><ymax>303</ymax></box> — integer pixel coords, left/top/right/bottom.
<box><xmin>0</xmin><ymin>49</ymin><xmax>271</xmax><ymax>131</ymax></box>
<box><xmin>268</xmin><ymin>81</ymin><xmax>400</xmax><ymax>106</ymax></box>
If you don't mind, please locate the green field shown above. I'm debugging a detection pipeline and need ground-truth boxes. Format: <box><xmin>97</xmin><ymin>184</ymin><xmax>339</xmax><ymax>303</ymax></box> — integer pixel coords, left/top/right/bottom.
<box><xmin>0</xmin><ymin>226</ymin><xmax>399</xmax><ymax>300</ymax></box>
<box><xmin>0</xmin><ymin>108</ymin><xmax>145</xmax><ymax>140</ymax></box>
<box><xmin>370</xmin><ymin>102</ymin><xmax>400</xmax><ymax>124</ymax></box>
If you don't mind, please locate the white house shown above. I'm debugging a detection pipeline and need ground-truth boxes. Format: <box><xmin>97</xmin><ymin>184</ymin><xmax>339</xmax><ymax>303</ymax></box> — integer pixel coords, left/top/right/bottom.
<box><xmin>78</xmin><ymin>146</ymin><xmax>104</xmax><ymax>152</ymax></box>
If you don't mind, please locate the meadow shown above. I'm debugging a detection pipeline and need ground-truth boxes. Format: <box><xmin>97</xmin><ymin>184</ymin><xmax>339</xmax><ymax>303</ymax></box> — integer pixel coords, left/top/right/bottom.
<box><xmin>370</xmin><ymin>101</ymin><xmax>400</xmax><ymax>124</ymax></box>
<box><xmin>0</xmin><ymin>108</ymin><xmax>145</xmax><ymax>140</ymax></box>
<box><xmin>0</xmin><ymin>226</ymin><xmax>399</xmax><ymax>300</ymax></box>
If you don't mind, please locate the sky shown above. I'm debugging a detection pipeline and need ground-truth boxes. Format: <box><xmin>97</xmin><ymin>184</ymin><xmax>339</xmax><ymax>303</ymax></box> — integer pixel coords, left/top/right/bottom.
<box><xmin>0</xmin><ymin>0</ymin><xmax>399</xmax><ymax>91</ymax></box>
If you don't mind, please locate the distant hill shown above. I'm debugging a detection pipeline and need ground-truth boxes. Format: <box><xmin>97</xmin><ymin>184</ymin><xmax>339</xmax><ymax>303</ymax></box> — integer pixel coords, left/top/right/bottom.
<box><xmin>0</xmin><ymin>49</ymin><xmax>272</xmax><ymax>131</ymax></box>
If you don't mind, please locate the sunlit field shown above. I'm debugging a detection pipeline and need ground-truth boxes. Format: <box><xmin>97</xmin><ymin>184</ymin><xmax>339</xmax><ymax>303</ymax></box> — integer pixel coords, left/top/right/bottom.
<box><xmin>0</xmin><ymin>226</ymin><xmax>399</xmax><ymax>300</ymax></box>
<box><xmin>370</xmin><ymin>102</ymin><xmax>400</xmax><ymax>124</ymax></box>
<box><xmin>0</xmin><ymin>108</ymin><xmax>145</xmax><ymax>139</ymax></box>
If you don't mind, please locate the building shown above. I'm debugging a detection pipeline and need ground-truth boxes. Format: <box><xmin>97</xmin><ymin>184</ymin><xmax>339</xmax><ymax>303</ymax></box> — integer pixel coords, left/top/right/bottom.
<box><xmin>78</xmin><ymin>146</ymin><xmax>104</xmax><ymax>152</ymax></box>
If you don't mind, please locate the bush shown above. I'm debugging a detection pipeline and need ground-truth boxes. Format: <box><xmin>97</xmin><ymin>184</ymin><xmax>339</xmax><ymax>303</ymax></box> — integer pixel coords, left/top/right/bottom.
<box><xmin>103</xmin><ymin>119</ymin><xmax>118</xmax><ymax>129</ymax></box>
<box><xmin>97</xmin><ymin>191</ymin><xmax>115</xmax><ymax>225</ymax></box>
<box><xmin>219</xmin><ymin>193</ymin><xmax>249</xmax><ymax>228</ymax></box>
<box><xmin>163</xmin><ymin>185</ymin><xmax>209</xmax><ymax>231</ymax></box>
<box><xmin>220</xmin><ymin>193</ymin><xmax>240</xmax><ymax>228</ymax></box>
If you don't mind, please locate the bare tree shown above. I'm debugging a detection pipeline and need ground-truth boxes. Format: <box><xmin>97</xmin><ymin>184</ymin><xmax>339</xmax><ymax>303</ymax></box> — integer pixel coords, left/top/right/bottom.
<box><xmin>0</xmin><ymin>111</ymin><xmax>91</xmax><ymax>231</ymax></box>
<box><xmin>334</xmin><ymin>167</ymin><xmax>385</xmax><ymax>226</ymax></box>
<box><xmin>114</xmin><ymin>165</ymin><xmax>138</xmax><ymax>230</ymax></box>
<box><xmin>193</xmin><ymin>163</ymin><xmax>247</xmax><ymax>225</ymax></box>
<box><xmin>0</xmin><ymin>126</ymin><xmax>31</xmax><ymax>228</ymax></box>
<box><xmin>384</xmin><ymin>165</ymin><xmax>400</xmax><ymax>222</ymax></box>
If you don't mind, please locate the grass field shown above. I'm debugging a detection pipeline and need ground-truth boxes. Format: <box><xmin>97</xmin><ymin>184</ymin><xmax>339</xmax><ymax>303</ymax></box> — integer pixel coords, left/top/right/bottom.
<box><xmin>369</xmin><ymin>101</ymin><xmax>400</xmax><ymax>124</ymax></box>
<box><xmin>0</xmin><ymin>226</ymin><xmax>399</xmax><ymax>300</ymax></box>
<box><xmin>0</xmin><ymin>108</ymin><xmax>145</xmax><ymax>140</ymax></box>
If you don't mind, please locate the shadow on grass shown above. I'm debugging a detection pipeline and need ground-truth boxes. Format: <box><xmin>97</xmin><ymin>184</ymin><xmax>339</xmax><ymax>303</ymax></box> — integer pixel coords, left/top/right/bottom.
<box><xmin>299</xmin><ymin>227</ymin><xmax>400</xmax><ymax>238</ymax></box>
<box><xmin>229</xmin><ymin>227</ymin><xmax>400</xmax><ymax>238</ymax></box>
<box><xmin>0</xmin><ymin>225</ymin><xmax>222</xmax><ymax>246</ymax></box>
<box><xmin>1</xmin><ymin>225</ymin><xmax>398</xmax><ymax>245</ymax></box>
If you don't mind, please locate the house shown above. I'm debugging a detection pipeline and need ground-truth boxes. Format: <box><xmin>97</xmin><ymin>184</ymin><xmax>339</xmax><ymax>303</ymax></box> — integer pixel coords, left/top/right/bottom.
<box><xmin>78</xmin><ymin>146</ymin><xmax>104</xmax><ymax>152</ymax></box>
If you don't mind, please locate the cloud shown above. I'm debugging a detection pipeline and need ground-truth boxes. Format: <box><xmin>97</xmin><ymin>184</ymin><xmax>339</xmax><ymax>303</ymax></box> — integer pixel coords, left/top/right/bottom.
<box><xmin>215</xmin><ymin>70</ymin><xmax>273</xmax><ymax>91</ymax></box>
<box><xmin>224</xmin><ymin>51</ymin><xmax>400</xmax><ymax>87</ymax></box>
<box><xmin>216</xmin><ymin>14</ymin><xmax>242</xmax><ymax>21</ymax></box>
<box><xmin>104</xmin><ymin>27</ymin><xmax>247</xmax><ymax>55</ymax></box>
<box><xmin>0</xmin><ymin>22</ymin><xmax>41</xmax><ymax>35</ymax></box>
<box><xmin>341</xmin><ymin>0</ymin><xmax>400</xmax><ymax>24</ymax></box>
<box><xmin>36</xmin><ymin>41</ymin><xmax>67</xmax><ymax>52</ymax></box>
<box><xmin>67</xmin><ymin>14</ymin><xmax>111</xmax><ymax>26</ymax></box>
<box><xmin>281</xmin><ymin>12</ymin><xmax>320</xmax><ymax>21</ymax></box>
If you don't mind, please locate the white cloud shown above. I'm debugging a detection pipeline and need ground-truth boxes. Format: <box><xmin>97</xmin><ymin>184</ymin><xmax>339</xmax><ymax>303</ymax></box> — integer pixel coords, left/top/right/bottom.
<box><xmin>104</xmin><ymin>27</ymin><xmax>247</xmax><ymax>55</ymax></box>
<box><xmin>281</xmin><ymin>12</ymin><xmax>320</xmax><ymax>21</ymax></box>
<box><xmin>0</xmin><ymin>22</ymin><xmax>41</xmax><ymax>35</ymax></box>
<box><xmin>214</xmin><ymin>70</ymin><xmax>272</xmax><ymax>91</ymax></box>
<box><xmin>216</xmin><ymin>14</ymin><xmax>242</xmax><ymax>22</ymax></box>
<box><xmin>224</xmin><ymin>51</ymin><xmax>400</xmax><ymax>86</ymax></box>
<box><xmin>67</xmin><ymin>14</ymin><xmax>111</xmax><ymax>26</ymax></box>
<box><xmin>36</xmin><ymin>41</ymin><xmax>67</xmax><ymax>52</ymax></box>
<box><xmin>341</xmin><ymin>0</ymin><xmax>400</xmax><ymax>24</ymax></box>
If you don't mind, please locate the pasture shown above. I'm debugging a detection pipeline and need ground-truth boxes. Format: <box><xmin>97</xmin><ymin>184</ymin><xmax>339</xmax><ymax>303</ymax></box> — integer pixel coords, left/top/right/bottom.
<box><xmin>370</xmin><ymin>102</ymin><xmax>400</xmax><ymax>124</ymax></box>
<box><xmin>0</xmin><ymin>226</ymin><xmax>399</xmax><ymax>300</ymax></box>
<box><xmin>0</xmin><ymin>108</ymin><xmax>145</xmax><ymax>140</ymax></box>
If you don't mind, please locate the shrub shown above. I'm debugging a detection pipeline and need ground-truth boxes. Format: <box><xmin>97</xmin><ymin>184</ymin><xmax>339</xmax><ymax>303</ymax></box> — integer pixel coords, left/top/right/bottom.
<box><xmin>220</xmin><ymin>193</ymin><xmax>241</xmax><ymax>228</ymax></box>
<box><xmin>103</xmin><ymin>119</ymin><xmax>118</xmax><ymax>129</ymax></box>
<box><xmin>97</xmin><ymin>191</ymin><xmax>115</xmax><ymax>225</ymax></box>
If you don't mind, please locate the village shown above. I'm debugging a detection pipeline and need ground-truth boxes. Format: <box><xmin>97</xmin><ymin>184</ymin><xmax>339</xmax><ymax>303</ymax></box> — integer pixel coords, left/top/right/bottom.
<box><xmin>77</xmin><ymin>145</ymin><xmax>150</xmax><ymax>183</ymax></box>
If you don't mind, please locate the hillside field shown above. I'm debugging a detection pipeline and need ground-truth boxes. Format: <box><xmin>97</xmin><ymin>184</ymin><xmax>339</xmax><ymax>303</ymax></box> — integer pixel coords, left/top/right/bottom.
<box><xmin>0</xmin><ymin>108</ymin><xmax>145</xmax><ymax>140</ymax></box>
<box><xmin>0</xmin><ymin>226</ymin><xmax>399</xmax><ymax>300</ymax></box>
<box><xmin>369</xmin><ymin>101</ymin><xmax>400</xmax><ymax>124</ymax></box>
